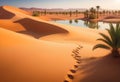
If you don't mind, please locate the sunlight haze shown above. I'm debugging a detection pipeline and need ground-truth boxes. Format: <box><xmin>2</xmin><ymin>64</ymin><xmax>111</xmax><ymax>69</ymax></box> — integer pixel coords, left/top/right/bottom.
<box><xmin>0</xmin><ymin>0</ymin><xmax>119</xmax><ymax>9</ymax></box>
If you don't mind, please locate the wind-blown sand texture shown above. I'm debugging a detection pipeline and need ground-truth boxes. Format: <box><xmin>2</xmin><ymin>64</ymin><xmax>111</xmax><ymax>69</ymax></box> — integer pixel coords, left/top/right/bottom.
<box><xmin>0</xmin><ymin>5</ymin><xmax>119</xmax><ymax>82</ymax></box>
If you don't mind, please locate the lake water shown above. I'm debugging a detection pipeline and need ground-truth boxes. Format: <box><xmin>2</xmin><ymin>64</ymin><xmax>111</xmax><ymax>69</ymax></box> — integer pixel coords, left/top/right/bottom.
<box><xmin>52</xmin><ymin>20</ymin><xmax>118</xmax><ymax>30</ymax></box>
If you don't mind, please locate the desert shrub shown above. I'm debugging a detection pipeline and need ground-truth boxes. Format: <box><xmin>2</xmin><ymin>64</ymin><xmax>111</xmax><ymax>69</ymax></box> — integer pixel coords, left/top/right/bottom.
<box><xmin>32</xmin><ymin>11</ymin><xmax>40</xmax><ymax>16</ymax></box>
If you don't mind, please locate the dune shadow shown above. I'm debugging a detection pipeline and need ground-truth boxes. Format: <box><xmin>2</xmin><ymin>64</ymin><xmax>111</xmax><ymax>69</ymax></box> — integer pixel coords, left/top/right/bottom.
<box><xmin>17</xmin><ymin>31</ymin><xmax>47</xmax><ymax>39</ymax></box>
<box><xmin>0</xmin><ymin>6</ymin><xmax>15</xmax><ymax>19</ymax></box>
<box><xmin>15</xmin><ymin>18</ymin><xmax>68</xmax><ymax>38</ymax></box>
<box><xmin>77</xmin><ymin>55</ymin><xmax>120</xmax><ymax>82</ymax></box>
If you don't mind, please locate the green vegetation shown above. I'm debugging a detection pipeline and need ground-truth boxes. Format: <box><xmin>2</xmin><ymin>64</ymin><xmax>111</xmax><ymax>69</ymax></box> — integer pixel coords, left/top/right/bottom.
<box><xmin>84</xmin><ymin>6</ymin><xmax>98</xmax><ymax>19</ymax></box>
<box><xmin>69</xmin><ymin>11</ymin><xmax>72</xmax><ymax>17</ymax></box>
<box><xmin>93</xmin><ymin>24</ymin><xmax>120</xmax><ymax>57</ymax></box>
<box><xmin>31</xmin><ymin>9</ymin><xmax>84</xmax><ymax>17</ymax></box>
<box><xmin>96</xmin><ymin>6</ymin><xmax>100</xmax><ymax>18</ymax></box>
<box><xmin>44</xmin><ymin>10</ymin><xmax>47</xmax><ymax>15</ymax></box>
<box><xmin>89</xmin><ymin>13</ymin><xmax>97</xmax><ymax>19</ymax></box>
<box><xmin>75</xmin><ymin>10</ymin><xmax>78</xmax><ymax>17</ymax></box>
<box><xmin>84</xmin><ymin>6</ymin><xmax>120</xmax><ymax>19</ymax></box>
<box><xmin>32</xmin><ymin>11</ymin><xmax>40</xmax><ymax>16</ymax></box>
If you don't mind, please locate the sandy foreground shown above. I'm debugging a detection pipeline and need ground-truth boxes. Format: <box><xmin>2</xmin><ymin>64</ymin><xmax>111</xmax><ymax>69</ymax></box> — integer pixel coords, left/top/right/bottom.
<box><xmin>0</xmin><ymin>5</ymin><xmax>119</xmax><ymax>82</ymax></box>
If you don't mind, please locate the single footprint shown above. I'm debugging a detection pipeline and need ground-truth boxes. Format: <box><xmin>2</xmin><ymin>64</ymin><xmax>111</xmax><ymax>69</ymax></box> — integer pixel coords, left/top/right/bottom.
<box><xmin>70</xmin><ymin>69</ymin><xmax>76</xmax><ymax>73</ymax></box>
<box><xmin>74</xmin><ymin>64</ymin><xmax>79</xmax><ymax>68</ymax></box>
<box><xmin>67</xmin><ymin>74</ymin><xmax>74</xmax><ymax>79</ymax></box>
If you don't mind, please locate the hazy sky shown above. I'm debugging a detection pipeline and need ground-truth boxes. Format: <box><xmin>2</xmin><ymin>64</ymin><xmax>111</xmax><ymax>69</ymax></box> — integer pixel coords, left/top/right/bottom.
<box><xmin>0</xmin><ymin>0</ymin><xmax>120</xmax><ymax>9</ymax></box>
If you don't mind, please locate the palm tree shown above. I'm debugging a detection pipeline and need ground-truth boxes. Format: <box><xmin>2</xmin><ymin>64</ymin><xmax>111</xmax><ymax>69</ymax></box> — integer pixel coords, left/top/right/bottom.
<box><xmin>89</xmin><ymin>7</ymin><xmax>97</xmax><ymax>19</ymax></box>
<box><xmin>96</xmin><ymin>6</ymin><xmax>100</xmax><ymax>18</ymax></box>
<box><xmin>32</xmin><ymin>11</ymin><xmax>40</xmax><ymax>16</ymax></box>
<box><xmin>44</xmin><ymin>10</ymin><xmax>47</xmax><ymax>15</ymax></box>
<box><xmin>93</xmin><ymin>24</ymin><xmax>120</xmax><ymax>57</ymax></box>
<box><xmin>75</xmin><ymin>10</ymin><xmax>78</xmax><ymax>17</ymax></box>
<box><xmin>84</xmin><ymin>10</ymin><xmax>89</xmax><ymax>18</ymax></box>
<box><xmin>69</xmin><ymin>11</ymin><xmax>72</xmax><ymax>17</ymax></box>
<box><xmin>90</xmin><ymin>7</ymin><xmax>95</xmax><ymax>14</ymax></box>
<box><xmin>118</xmin><ymin>10</ymin><xmax>120</xmax><ymax>15</ymax></box>
<box><xmin>102</xmin><ymin>10</ymin><xmax>106</xmax><ymax>16</ymax></box>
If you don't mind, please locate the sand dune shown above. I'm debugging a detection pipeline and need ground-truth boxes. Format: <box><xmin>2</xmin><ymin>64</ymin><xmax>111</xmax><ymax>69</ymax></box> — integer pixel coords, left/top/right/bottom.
<box><xmin>0</xmin><ymin>5</ymin><xmax>69</xmax><ymax>38</ymax></box>
<box><xmin>0</xmin><ymin>20</ymin><xmax>25</xmax><ymax>31</ymax></box>
<box><xmin>15</xmin><ymin>18</ymin><xmax>68</xmax><ymax>38</ymax></box>
<box><xmin>0</xmin><ymin>28</ymin><xmax>76</xmax><ymax>82</ymax></box>
<box><xmin>3</xmin><ymin>5</ymin><xmax>29</xmax><ymax>15</ymax></box>
<box><xmin>0</xmin><ymin>6</ymin><xmax>15</xmax><ymax>19</ymax></box>
<box><xmin>0</xmin><ymin>5</ymin><xmax>115</xmax><ymax>82</ymax></box>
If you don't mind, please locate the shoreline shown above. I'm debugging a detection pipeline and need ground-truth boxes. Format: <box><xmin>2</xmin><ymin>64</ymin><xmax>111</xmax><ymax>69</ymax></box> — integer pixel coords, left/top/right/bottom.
<box><xmin>38</xmin><ymin>14</ymin><xmax>120</xmax><ymax>23</ymax></box>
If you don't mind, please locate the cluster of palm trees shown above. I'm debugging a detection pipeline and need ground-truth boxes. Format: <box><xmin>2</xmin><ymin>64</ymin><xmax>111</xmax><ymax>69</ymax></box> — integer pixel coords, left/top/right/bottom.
<box><xmin>32</xmin><ymin>10</ymin><xmax>82</xmax><ymax>17</ymax></box>
<box><xmin>99</xmin><ymin>10</ymin><xmax>120</xmax><ymax>16</ymax></box>
<box><xmin>84</xmin><ymin>6</ymin><xmax>120</xmax><ymax>19</ymax></box>
<box><xmin>32</xmin><ymin>11</ymin><xmax>40</xmax><ymax>16</ymax></box>
<box><xmin>93</xmin><ymin>23</ymin><xmax>120</xmax><ymax>57</ymax></box>
<box><xmin>84</xmin><ymin>6</ymin><xmax>100</xmax><ymax>19</ymax></box>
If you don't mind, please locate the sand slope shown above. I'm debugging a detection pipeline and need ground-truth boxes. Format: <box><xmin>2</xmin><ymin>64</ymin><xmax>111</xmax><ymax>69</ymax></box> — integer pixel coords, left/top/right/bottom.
<box><xmin>0</xmin><ymin>28</ymin><xmax>76</xmax><ymax>82</ymax></box>
<box><xmin>0</xmin><ymin>6</ymin><xmax>76</xmax><ymax>82</ymax></box>
<box><xmin>0</xmin><ymin>5</ymin><xmax>69</xmax><ymax>38</ymax></box>
<box><xmin>73</xmin><ymin>55</ymin><xmax>120</xmax><ymax>82</ymax></box>
<box><xmin>0</xmin><ymin>6</ymin><xmax>15</xmax><ymax>19</ymax></box>
<box><xmin>0</xmin><ymin>5</ymin><xmax>115</xmax><ymax>82</ymax></box>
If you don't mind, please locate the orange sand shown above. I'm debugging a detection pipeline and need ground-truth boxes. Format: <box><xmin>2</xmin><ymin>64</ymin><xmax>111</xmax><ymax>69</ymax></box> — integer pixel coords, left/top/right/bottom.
<box><xmin>0</xmin><ymin>5</ymin><xmax>119</xmax><ymax>82</ymax></box>
<box><xmin>39</xmin><ymin>14</ymin><xmax>84</xmax><ymax>21</ymax></box>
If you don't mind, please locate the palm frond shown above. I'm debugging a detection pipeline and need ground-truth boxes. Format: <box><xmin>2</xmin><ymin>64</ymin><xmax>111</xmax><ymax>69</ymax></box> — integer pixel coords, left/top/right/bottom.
<box><xmin>99</xmin><ymin>33</ymin><xmax>112</xmax><ymax>45</ymax></box>
<box><xmin>107</xmin><ymin>24</ymin><xmax>116</xmax><ymax>41</ymax></box>
<box><xmin>97</xmin><ymin>38</ymin><xmax>112</xmax><ymax>46</ymax></box>
<box><xmin>93</xmin><ymin>44</ymin><xmax>111</xmax><ymax>50</ymax></box>
<box><xmin>116</xmin><ymin>23</ymin><xmax>120</xmax><ymax>32</ymax></box>
<box><xmin>93</xmin><ymin>23</ymin><xmax>120</xmax><ymax>57</ymax></box>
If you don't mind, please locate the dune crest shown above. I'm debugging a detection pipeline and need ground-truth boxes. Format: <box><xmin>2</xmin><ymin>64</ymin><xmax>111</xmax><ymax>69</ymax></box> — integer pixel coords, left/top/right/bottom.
<box><xmin>16</xmin><ymin>18</ymin><xmax>68</xmax><ymax>38</ymax></box>
<box><xmin>0</xmin><ymin>6</ymin><xmax>15</xmax><ymax>19</ymax></box>
<box><xmin>3</xmin><ymin>5</ymin><xmax>29</xmax><ymax>15</ymax></box>
<box><xmin>0</xmin><ymin>5</ymin><xmax>69</xmax><ymax>38</ymax></box>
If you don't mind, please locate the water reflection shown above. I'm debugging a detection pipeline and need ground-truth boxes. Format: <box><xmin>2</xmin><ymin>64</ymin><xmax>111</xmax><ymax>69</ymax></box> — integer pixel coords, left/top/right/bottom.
<box><xmin>69</xmin><ymin>19</ymin><xmax>99</xmax><ymax>29</ymax></box>
<box><xmin>74</xmin><ymin>19</ymin><xmax>78</xmax><ymax>24</ymax></box>
<box><xmin>53</xmin><ymin>19</ymin><xmax>120</xmax><ymax>30</ymax></box>
<box><xmin>69</xmin><ymin>20</ymin><xmax>72</xmax><ymax>24</ymax></box>
<box><xmin>84</xmin><ymin>21</ymin><xmax>99</xmax><ymax>29</ymax></box>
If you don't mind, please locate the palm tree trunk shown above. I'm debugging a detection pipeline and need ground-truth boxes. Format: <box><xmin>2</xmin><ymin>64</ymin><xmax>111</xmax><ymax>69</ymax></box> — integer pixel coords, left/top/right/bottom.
<box><xmin>97</xmin><ymin>10</ymin><xmax>98</xmax><ymax>18</ymax></box>
<box><xmin>112</xmin><ymin>48</ymin><xmax>119</xmax><ymax>57</ymax></box>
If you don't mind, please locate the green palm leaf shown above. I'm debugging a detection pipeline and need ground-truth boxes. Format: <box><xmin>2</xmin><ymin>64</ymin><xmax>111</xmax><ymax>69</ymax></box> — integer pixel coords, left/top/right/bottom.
<box><xmin>99</xmin><ymin>33</ymin><xmax>112</xmax><ymax>46</ymax></box>
<box><xmin>106</xmin><ymin>24</ymin><xmax>116</xmax><ymax>42</ymax></box>
<box><xmin>97</xmin><ymin>38</ymin><xmax>112</xmax><ymax>47</ymax></box>
<box><xmin>93</xmin><ymin>44</ymin><xmax>111</xmax><ymax>50</ymax></box>
<box><xmin>93</xmin><ymin>23</ymin><xmax>120</xmax><ymax>57</ymax></box>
